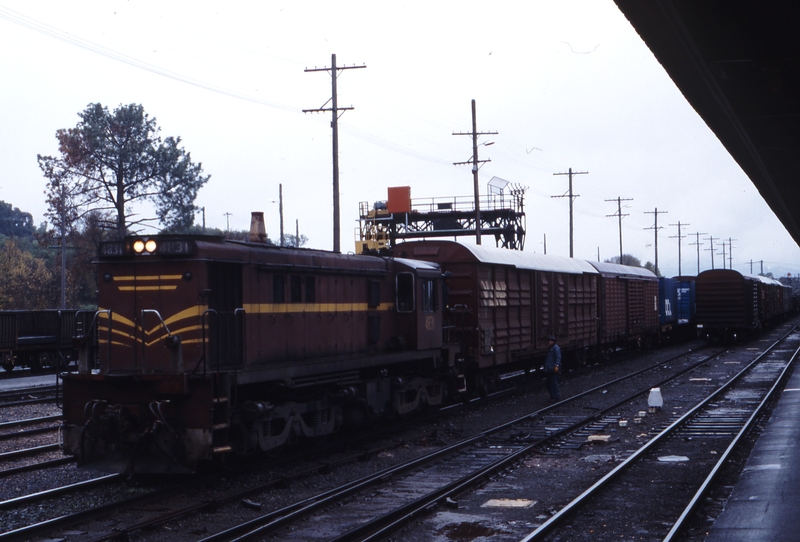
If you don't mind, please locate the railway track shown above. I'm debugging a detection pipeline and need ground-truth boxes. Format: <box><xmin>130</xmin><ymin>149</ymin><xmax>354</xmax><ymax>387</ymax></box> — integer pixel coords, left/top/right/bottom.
<box><xmin>187</xmin><ymin>334</ymin><xmax>790</xmax><ymax>542</ymax></box>
<box><xmin>0</xmin><ymin>336</ymin><xmax>781</xmax><ymax>542</ymax></box>
<box><xmin>521</xmin><ymin>326</ymin><xmax>800</xmax><ymax>541</ymax></box>
<box><xmin>179</xmin><ymin>346</ymin><xmax>724</xmax><ymax>541</ymax></box>
<box><xmin>0</xmin><ymin>342</ymin><xmax>700</xmax><ymax>541</ymax></box>
<box><xmin>0</xmin><ymin>385</ymin><xmax>58</xmax><ymax>407</ymax></box>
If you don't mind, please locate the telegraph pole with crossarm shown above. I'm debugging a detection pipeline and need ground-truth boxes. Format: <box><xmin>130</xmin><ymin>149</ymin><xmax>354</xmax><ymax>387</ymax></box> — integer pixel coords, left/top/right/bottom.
<box><xmin>553</xmin><ymin>168</ymin><xmax>588</xmax><ymax>258</ymax></box>
<box><xmin>304</xmin><ymin>54</ymin><xmax>366</xmax><ymax>253</ymax></box>
<box><xmin>453</xmin><ymin>100</ymin><xmax>497</xmax><ymax>245</ymax></box>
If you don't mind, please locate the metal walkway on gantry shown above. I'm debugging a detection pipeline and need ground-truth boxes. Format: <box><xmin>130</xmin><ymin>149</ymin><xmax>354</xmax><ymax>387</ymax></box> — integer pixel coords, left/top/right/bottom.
<box><xmin>356</xmin><ymin>178</ymin><xmax>527</xmax><ymax>254</ymax></box>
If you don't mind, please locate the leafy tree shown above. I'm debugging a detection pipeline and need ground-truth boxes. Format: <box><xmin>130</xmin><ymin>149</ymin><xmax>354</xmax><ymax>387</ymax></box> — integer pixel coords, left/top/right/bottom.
<box><xmin>0</xmin><ymin>238</ymin><xmax>57</xmax><ymax>309</ymax></box>
<box><xmin>605</xmin><ymin>254</ymin><xmax>643</xmax><ymax>267</ymax></box>
<box><xmin>38</xmin><ymin>103</ymin><xmax>210</xmax><ymax>238</ymax></box>
<box><xmin>643</xmin><ymin>261</ymin><xmax>661</xmax><ymax>276</ymax></box>
<box><xmin>0</xmin><ymin>201</ymin><xmax>34</xmax><ymax>238</ymax></box>
<box><xmin>282</xmin><ymin>233</ymin><xmax>308</xmax><ymax>248</ymax></box>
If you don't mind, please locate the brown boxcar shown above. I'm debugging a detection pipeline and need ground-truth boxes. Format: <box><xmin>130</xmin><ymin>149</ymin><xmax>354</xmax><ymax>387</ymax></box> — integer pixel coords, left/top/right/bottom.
<box><xmin>694</xmin><ymin>269</ymin><xmax>790</xmax><ymax>338</ymax></box>
<box><xmin>61</xmin><ymin>234</ymin><xmax>450</xmax><ymax>472</ymax></box>
<box><xmin>586</xmin><ymin>261</ymin><xmax>659</xmax><ymax>347</ymax></box>
<box><xmin>393</xmin><ymin>240</ymin><xmax>600</xmax><ymax>380</ymax></box>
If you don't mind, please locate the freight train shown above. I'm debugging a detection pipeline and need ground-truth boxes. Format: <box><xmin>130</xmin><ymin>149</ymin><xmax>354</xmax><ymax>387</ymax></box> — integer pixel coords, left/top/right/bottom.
<box><xmin>0</xmin><ymin>310</ymin><xmax>90</xmax><ymax>372</ymax></box>
<box><xmin>59</xmin><ymin>230</ymin><xmax>793</xmax><ymax>473</ymax></box>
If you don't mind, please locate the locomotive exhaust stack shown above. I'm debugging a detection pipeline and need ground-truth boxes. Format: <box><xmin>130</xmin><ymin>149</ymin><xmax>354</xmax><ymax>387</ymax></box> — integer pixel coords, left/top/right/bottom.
<box><xmin>249</xmin><ymin>211</ymin><xmax>267</xmax><ymax>243</ymax></box>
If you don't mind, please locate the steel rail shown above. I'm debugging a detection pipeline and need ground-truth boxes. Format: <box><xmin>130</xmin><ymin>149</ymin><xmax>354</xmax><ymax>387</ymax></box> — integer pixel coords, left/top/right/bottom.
<box><xmin>664</xmin><ymin>334</ymin><xmax>800</xmax><ymax>541</ymax></box>
<box><xmin>519</xmin><ymin>325</ymin><xmax>799</xmax><ymax>541</ymax></box>
<box><xmin>0</xmin><ymin>457</ymin><xmax>74</xmax><ymax>479</ymax></box>
<box><xmin>202</xmin><ymin>347</ymin><xmax>722</xmax><ymax>541</ymax></box>
<box><xmin>0</xmin><ymin>425</ymin><xmax>58</xmax><ymax>442</ymax></box>
<box><xmin>0</xmin><ymin>473</ymin><xmax>120</xmax><ymax>511</ymax></box>
<box><xmin>0</xmin><ymin>443</ymin><xmax>60</xmax><ymax>461</ymax></box>
<box><xmin>0</xmin><ymin>414</ymin><xmax>61</xmax><ymax>429</ymax></box>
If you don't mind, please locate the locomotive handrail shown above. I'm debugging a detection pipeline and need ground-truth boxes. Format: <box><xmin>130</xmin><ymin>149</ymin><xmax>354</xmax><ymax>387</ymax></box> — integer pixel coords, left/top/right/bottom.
<box><xmin>77</xmin><ymin>310</ymin><xmax>110</xmax><ymax>373</ymax></box>
<box><xmin>234</xmin><ymin>308</ymin><xmax>246</xmax><ymax>368</ymax></box>
<box><xmin>199</xmin><ymin>309</ymin><xmax>218</xmax><ymax>377</ymax></box>
<box><xmin>141</xmin><ymin>309</ymin><xmax>171</xmax><ymax>374</ymax></box>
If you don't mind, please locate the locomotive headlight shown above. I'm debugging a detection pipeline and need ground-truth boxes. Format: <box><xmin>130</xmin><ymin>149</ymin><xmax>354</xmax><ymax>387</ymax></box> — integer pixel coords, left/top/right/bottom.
<box><xmin>133</xmin><ymin>238</ymin><xmax>158</xmax><ymax>255</ymax></box>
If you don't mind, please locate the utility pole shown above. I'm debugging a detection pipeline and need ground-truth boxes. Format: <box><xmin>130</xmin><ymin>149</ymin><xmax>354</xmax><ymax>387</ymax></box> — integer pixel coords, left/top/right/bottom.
<box><xmin>705</xmin><ymin>235</ymin><xmax>719</xmax><ymax>269</ymax></box>
<box><xmin>727</xmin><ymin>236</ymin><xmax>736</xmax><ymax>269</ymax></box>
<box><xmin>59</xmin><ymin>186</ymin><xmax>67</xmax><ymax>309</ymax></box>
<box><xmin>224</xmin><ymin>212</ymin><xmax>232</xmax><ymax>232</ymax></box>
<box><xmin>668</xmin><ymin>220</ymin><xmax>688</xmax><ymax>276</ymax></box>
<box><xmin>304</xmin><ymin>54</ymin><xmax>366</xmax><ymax>253</ymax></box>
<box><xmin>279</xmin><ymin>184</ymin><xmax>285</xmax><ymax>247</ymax></box>
<box><xmin>644</xmin><ymin>208</ymin><xmax>668</xmax><ymax>276</ymax></box>
<box><xmin>606</xmin><ymin>196</ymin><xmax>633</xmax><ymax>262</ymax></box>
<box><xmin>453</xmin><ymin>99</ymin><xmax>498</xmax><ymax>245</ymax></box>
<box><xmin>719</xmin><ymin>241</ymin><xmax>728</xmax><ymax>269</ymax></box>
<box><xmin>553</xmin><ymin>168</ymin><xmax>588</xmax><ymax>257</ymax></box>
<box><xmin>201</xmin><ymin>207</ymin><xmax>206</xmax><ymax>233</ymax></box>
<box><xmin>689</xmin><ymin>232</ymin><xmax>707</xmax><ymax>275</ymax></box>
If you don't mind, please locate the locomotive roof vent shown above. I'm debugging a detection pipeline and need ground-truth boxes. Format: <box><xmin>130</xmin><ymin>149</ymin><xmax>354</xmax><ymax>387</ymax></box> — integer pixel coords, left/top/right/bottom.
<box><xmin>250</xmin><ymin>211</ymin><xmax>267</xmax><ymax>243</ymax></box>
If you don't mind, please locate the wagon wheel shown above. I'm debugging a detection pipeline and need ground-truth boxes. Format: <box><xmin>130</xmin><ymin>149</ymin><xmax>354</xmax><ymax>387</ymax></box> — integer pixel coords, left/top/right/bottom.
<box><xmin>28</xmin><ymin>353</ymin><xmax>42</xmax><ymax>372</ymax></box>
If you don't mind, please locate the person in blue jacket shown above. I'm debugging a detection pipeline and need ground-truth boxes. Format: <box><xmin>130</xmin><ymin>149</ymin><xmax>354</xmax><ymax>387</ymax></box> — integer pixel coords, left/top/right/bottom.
<box><xmin>544</xmin><ymin>335</ymin><xmax>562</xmax><ymax>401</ymax></box>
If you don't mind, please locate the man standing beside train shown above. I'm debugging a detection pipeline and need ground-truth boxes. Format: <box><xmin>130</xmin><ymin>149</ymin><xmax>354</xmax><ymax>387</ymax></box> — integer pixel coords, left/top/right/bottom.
<box><xmin>544</xmin><ymin>335</ymin><xmax>561</xmax><ymax>402</ymax></box>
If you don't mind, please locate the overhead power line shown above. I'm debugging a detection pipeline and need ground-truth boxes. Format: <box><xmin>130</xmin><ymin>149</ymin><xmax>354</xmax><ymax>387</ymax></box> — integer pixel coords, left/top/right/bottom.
<box><xmin>0</xmin><ymin>6</ymin><xmax>298</xmax><ymax>112</ymax></box>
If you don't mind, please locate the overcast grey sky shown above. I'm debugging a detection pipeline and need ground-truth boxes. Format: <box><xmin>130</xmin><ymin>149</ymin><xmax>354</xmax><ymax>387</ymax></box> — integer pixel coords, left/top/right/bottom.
<box><xmin>1</xmin><ymin>1</ymin><xmax>798</xmax><ymax>278</ymax></box>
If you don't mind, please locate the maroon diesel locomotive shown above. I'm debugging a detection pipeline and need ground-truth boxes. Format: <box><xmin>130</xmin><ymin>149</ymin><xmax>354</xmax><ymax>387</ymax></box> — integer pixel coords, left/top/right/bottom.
<box><xmin>61</xmin><ymin>232</ymin><xmax>455</xmax><ymax>473</ymax></box>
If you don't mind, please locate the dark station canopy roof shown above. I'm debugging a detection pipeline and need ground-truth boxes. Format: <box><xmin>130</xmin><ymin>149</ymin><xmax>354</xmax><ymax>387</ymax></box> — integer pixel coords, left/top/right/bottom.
<box><xmin>614</xmin><ymin>1</ymin><xmax>800</xmax><ymax>247</ymax></box>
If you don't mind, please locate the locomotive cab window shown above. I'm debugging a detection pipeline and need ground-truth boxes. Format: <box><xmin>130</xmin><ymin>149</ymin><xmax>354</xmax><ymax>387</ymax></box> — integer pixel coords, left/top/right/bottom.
<box><xmin>273</xmin><ymin>275</ymin><xmax>285</xmax><ymax>303</ymax></box>
<box><xmin>291</xmin><ymin>275</ymin><xmax>302</xmax><ymax>303</ymax></box>
<box><xmin>396</xmin><ymin>273</ymin><xmax>414</xmax><ymax>313</ymax></box>
<box><xmin>305</xmin><ymin>276</ymin><xmax>316</xmax><ymax>303</ymax></box>
<box><xmin>421</xmin><ymin>278</ymin><xmax>438</xmax><ymax>312</ymax></box>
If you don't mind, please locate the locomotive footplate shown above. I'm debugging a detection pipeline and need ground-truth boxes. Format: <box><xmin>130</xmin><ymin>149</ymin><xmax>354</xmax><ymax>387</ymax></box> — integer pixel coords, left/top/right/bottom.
<box><xmin>60</xmin><ymin>372</ymin><xmax>216</xmax><ymax>473</ymax></box>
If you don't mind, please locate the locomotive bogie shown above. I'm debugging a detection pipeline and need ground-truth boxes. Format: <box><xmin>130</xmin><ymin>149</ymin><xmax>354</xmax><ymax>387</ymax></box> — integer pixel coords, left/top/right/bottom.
<box><xmin>61</xmin><ymin>373</ymin><xmax>216</xmax><ymax>472</ymax></box>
